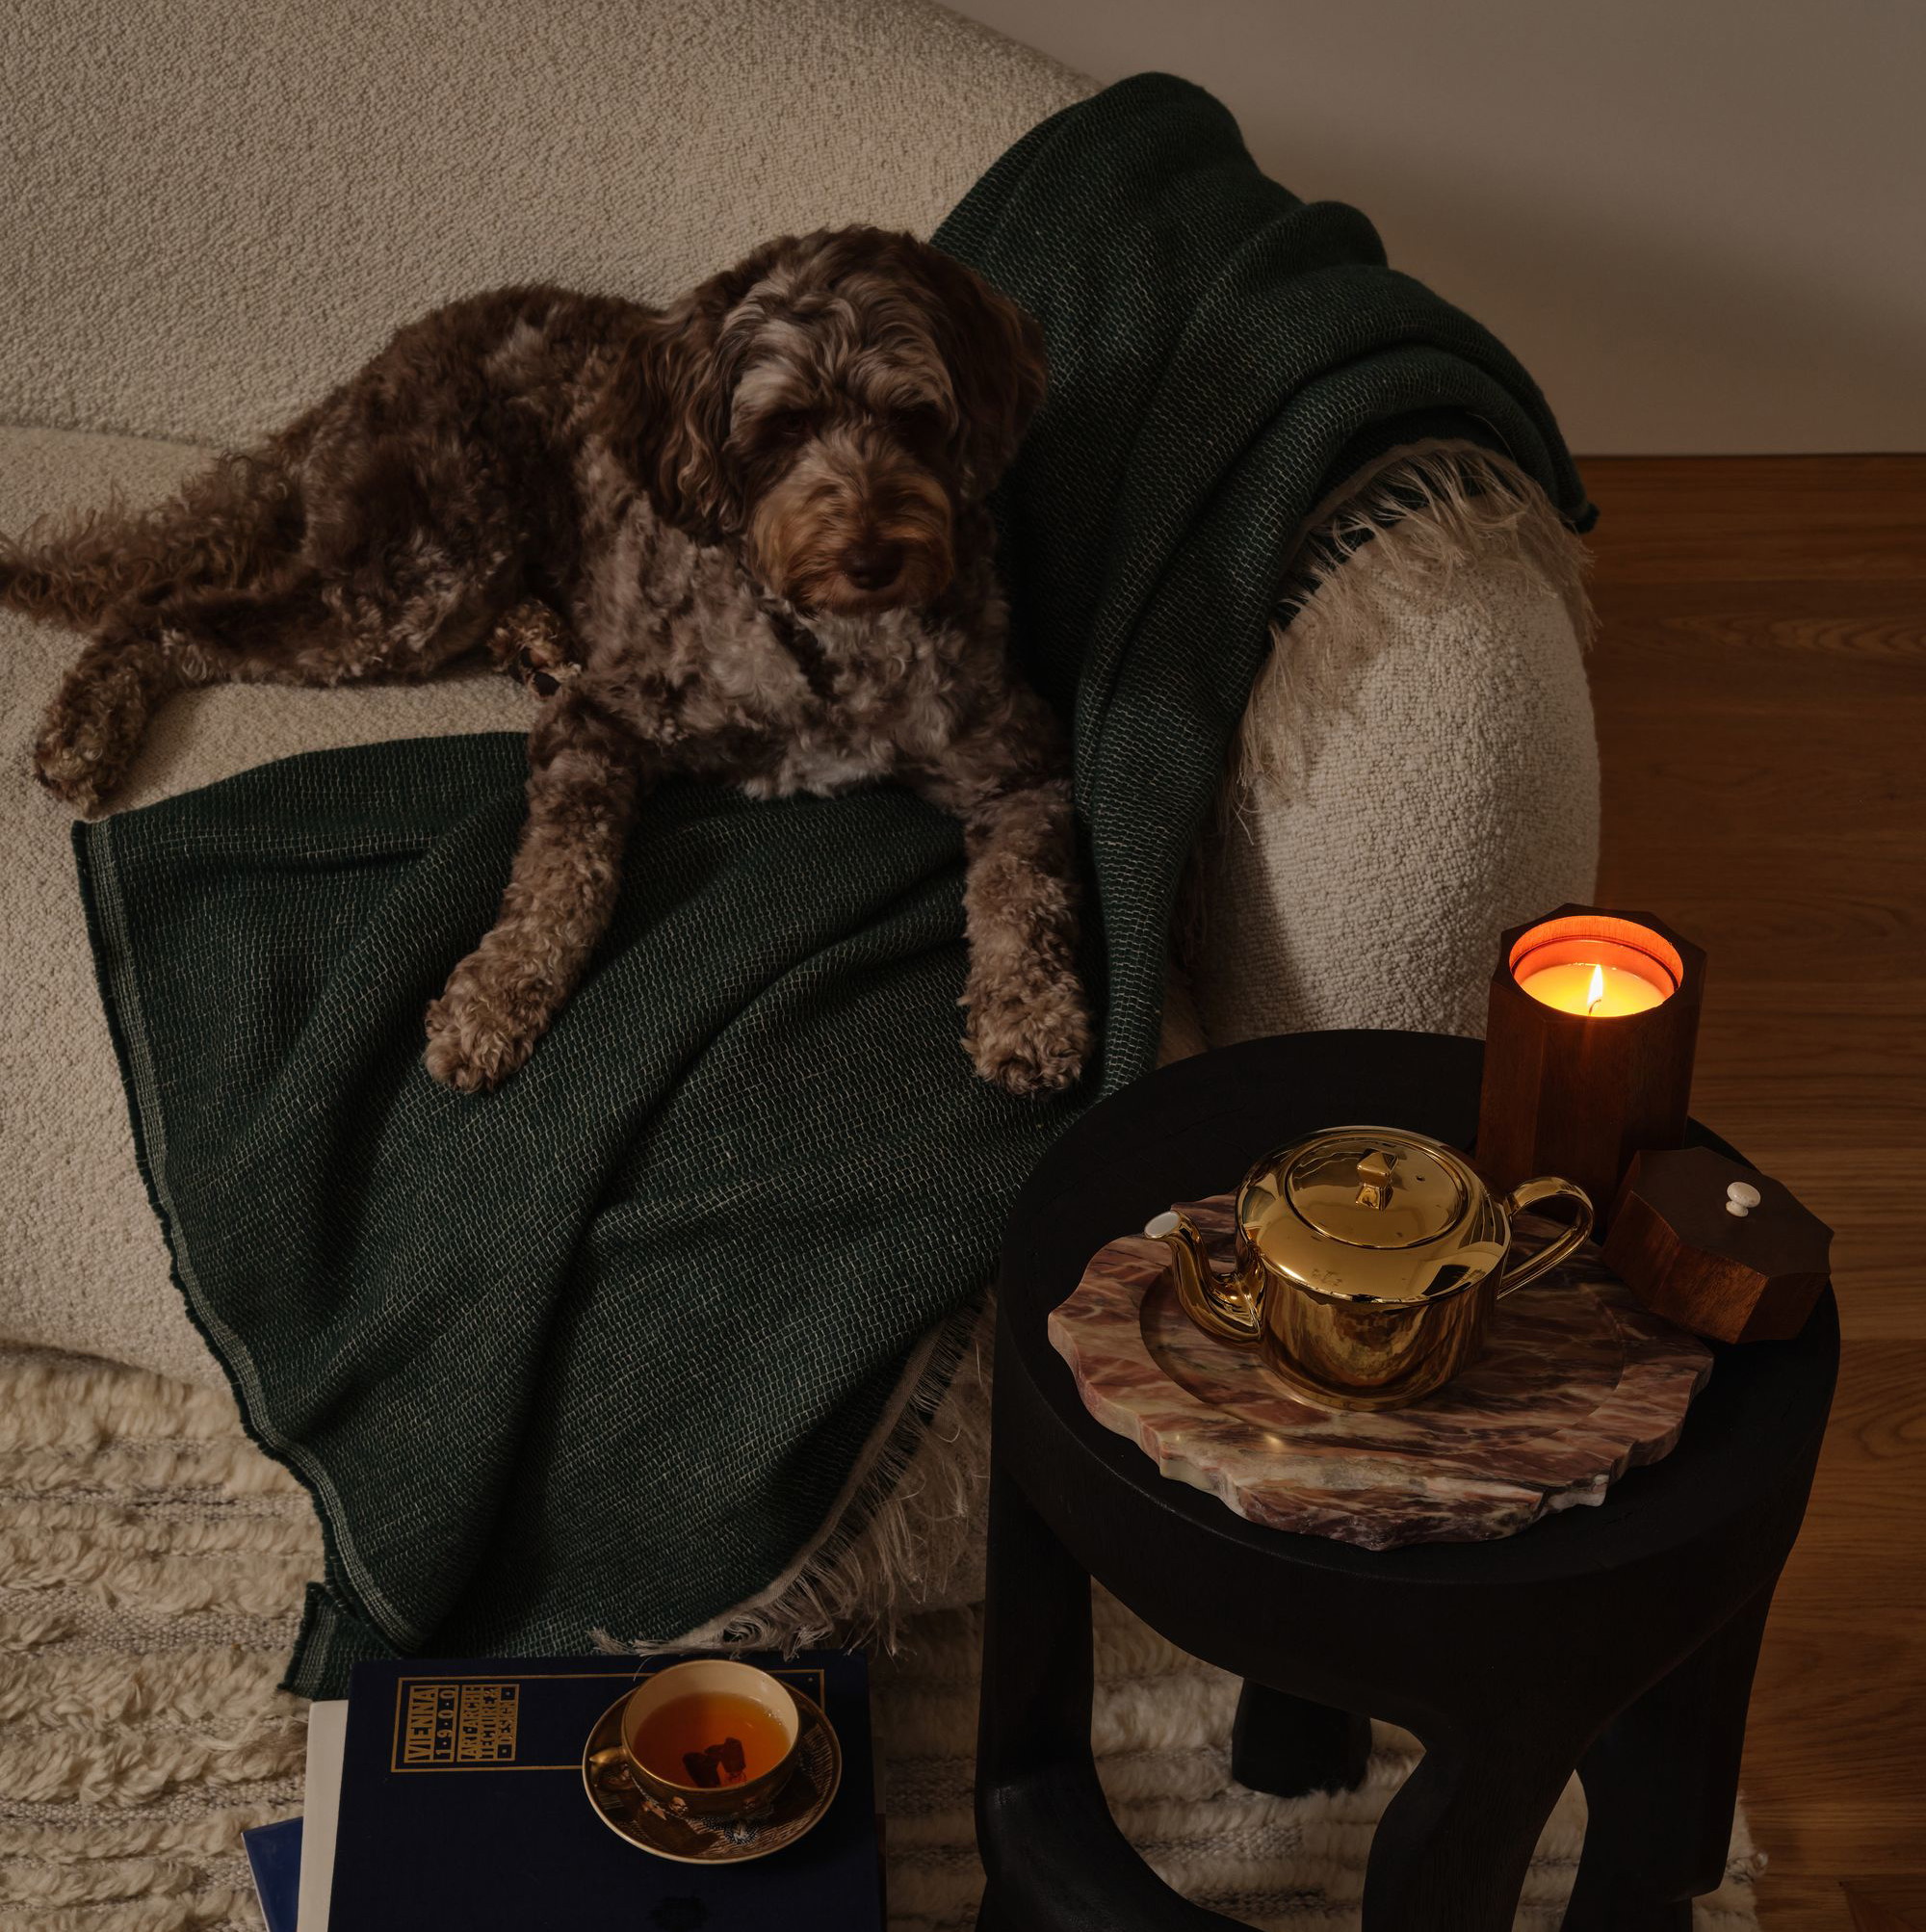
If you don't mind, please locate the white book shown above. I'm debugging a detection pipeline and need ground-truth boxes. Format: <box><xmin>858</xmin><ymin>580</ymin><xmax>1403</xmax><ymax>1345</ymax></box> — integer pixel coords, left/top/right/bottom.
<box><xmin>295</xmin><ymin>1700</ymin><xmax>349</xmax><ymax>1932</ymax></box>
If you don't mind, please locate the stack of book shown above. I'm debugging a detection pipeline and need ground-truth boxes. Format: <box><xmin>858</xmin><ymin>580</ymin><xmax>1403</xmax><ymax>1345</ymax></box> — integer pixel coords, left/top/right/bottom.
<box><xmin>247</xmin><ymin>1651</ymin><xmax>883</xmax><ymax>1930</ymax></box>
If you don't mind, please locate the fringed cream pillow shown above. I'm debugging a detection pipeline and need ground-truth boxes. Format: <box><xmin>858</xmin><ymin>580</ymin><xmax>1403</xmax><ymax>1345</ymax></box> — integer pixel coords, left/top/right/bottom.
<box><xmin>1190</xmin><ymin>444</ymin><xmax>1600</xmax><ymax>1047</ymax></box>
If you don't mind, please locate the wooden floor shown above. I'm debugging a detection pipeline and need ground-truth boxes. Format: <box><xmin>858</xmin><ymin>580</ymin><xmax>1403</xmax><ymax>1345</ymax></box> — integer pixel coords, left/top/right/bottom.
<box><xmin>1583</xmin><ymin>456</ymin><xmax>1925</xmax><ymax>1931</ymax></box>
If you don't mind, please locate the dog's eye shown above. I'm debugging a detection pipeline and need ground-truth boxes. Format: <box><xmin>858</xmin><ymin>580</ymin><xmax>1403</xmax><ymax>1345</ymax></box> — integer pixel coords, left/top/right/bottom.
<box><xmin>759</xmin><ymin>409</ymin><xmax>811</xmax><ymax>446</ymax></box>
<box><xmin>890</xmin><ymin>402</ymin><xmax>948</xmax><ymax>444</ymax></box>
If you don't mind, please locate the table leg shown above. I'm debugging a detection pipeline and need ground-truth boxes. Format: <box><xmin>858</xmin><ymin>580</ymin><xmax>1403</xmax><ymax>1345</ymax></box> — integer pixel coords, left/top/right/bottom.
<box><xmin>1231</xmin><ymin>1680</ymin><xmax>1371</xmax><ymax>1798</ymax></box>
<box><xmin>1561</xmin><ymin>1580</ymin><xmax>1778</xmax><ymax>1931</ymax></box>
<box><xmin>976</xmin><ymin>1462</ymin><xmax>1244</xmax><ymax>1930</ymax></box>
<box><xmin>1362</xmin><ymin>1724</ymin><xmax>1580</xmax><ymax>1932</ymax></box>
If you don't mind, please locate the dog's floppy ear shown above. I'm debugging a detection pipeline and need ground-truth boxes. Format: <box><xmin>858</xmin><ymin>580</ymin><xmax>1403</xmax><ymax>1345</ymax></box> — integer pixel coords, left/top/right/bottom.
<box><xmin>927</xmin><ymin>252</ymin><xmax>1048</xmax><ymax>498</ymax></box>
<box><xmin>601</xmin><ymin>253</ymin><xmax>777</xmax><ymax>539</ymax></box>
<box><xmin>645</xmin><ymin>283</ymin><xmax>745</xmax><ymax>538</ymax></box>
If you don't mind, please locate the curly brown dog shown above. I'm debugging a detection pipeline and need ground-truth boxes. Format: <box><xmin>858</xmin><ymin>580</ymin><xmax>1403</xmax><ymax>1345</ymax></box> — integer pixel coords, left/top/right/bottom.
<box><xmin>1</xmin><ymin>227</ymin><xmax>1090</xmax><ymax>1097</ymax></box>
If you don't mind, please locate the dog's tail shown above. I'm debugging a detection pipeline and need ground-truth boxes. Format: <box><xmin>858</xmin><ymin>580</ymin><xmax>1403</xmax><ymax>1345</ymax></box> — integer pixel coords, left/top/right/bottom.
<box><xmin>0</xmin><ymin>420</ymin><xmax>315</xmax><ymax>631</ymax></box>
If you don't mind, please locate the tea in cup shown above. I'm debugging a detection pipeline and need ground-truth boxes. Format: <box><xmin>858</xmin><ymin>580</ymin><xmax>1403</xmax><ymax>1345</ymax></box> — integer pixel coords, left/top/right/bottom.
<box><xmin>592</xmin><ymin>1659</ymin><xmax>801</xmax><ymax>1819</ymax></box>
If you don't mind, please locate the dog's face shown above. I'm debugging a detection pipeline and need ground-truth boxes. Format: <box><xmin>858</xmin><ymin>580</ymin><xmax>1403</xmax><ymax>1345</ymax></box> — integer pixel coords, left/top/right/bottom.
<box><xmin>654</xmin><ymin>229</ymin><xmax>1047</xmax><ymax>616</ymax></box>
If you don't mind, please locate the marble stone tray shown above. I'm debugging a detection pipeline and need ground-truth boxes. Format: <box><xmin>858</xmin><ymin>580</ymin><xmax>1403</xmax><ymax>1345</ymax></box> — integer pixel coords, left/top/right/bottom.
<box><xmin>1048</xmin><ymin>1194</ymin><xmax>1714</xmax><ymax>1551</ymax></box>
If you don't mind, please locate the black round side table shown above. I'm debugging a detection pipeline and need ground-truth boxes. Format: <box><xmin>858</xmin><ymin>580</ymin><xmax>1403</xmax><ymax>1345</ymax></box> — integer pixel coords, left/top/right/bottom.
<box><xmin>976</xmin><ymin>1031</ymin><xmax>1836</xmax><ymax>1932</ymax></box>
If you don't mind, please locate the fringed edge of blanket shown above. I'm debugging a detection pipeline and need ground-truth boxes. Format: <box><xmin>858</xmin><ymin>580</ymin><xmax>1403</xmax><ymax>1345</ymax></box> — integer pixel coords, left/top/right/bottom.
<box><xmin>593</xmin><ymin>972</ymin><xmax>1210</xmax><ymax>1658</ymax></box>
<box><xmin>596</xmin><ymin>1294</ymin><xmax>995</xmax><ymax>1659</ymax></box>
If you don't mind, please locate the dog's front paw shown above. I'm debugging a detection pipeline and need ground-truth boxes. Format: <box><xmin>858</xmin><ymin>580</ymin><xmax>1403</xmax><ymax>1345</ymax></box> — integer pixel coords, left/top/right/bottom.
<box><xmin>963</xmin><ymin>967</ymin><xmax>1091</xmax><ymax>1097</ymax></box>
<box><xmin>488</xmin><ymin>599</ymin><xmax>582</xmax><ymax>697</ymax></box>
<box><xmin>423</xmin><ymin>961</ymin><xmax>556</xmax><ymax>1093</ymax></box>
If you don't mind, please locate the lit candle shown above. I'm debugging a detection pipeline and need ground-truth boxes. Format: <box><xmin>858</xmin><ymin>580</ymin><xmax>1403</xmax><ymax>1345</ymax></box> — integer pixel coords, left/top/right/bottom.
<box><xmin>1508</xmin><ymin>920</ymin><xmax>1678</xmax><ymax>1020</ymax></box>
<box><xmin>1477</xmin><ymin>904</ymin><xmax>1705</xmax><ymax>1235</ymax></box>
<box><xmin>1518</xmin><ymin>958</ymin><xmax>1668</xmax><ymax>1017</ymax></box>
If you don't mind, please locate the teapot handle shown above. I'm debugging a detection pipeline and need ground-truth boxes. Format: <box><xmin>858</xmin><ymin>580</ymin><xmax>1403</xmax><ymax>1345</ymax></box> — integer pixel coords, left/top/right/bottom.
<box><xmin>1146</xmin><ymin>1212</ymin><xmax>1263</xmax><ymax>1345</ymax></box>
<box><xmin>1496</xmin><ymin>1177</ymin><xmax>1594</xmax><ymax>1297</ymax></box>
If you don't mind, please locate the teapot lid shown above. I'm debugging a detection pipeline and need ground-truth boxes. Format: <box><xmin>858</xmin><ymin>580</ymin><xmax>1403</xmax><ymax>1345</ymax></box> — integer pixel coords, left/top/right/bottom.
<box><xmin>1239</xmin><ymin>1126</ymin><xmax>1505</xmax><ymax>1303</ymax></box>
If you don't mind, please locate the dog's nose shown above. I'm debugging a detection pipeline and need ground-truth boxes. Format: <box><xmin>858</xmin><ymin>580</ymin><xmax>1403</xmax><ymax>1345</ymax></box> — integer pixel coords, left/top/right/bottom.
<box><xmin>843</xmin><ymin>540</ymin><xmax>903</xmax><ymax>591</ymax></box>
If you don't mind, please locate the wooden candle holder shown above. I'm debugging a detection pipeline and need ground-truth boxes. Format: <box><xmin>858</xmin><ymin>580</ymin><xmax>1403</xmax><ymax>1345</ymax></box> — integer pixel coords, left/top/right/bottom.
<box><xmin>1475</xmin><ymin>905</ymin><xmax>1705</xmax><ymax>1235</ymax></box>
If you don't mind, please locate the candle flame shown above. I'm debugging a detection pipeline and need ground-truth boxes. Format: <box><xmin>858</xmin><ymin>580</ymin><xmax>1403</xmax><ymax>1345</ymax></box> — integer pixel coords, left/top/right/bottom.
<box><xmin>1585</xmin><ymin>963</ymin><xmax>1605</xmax><ymax>1014</ymax></box>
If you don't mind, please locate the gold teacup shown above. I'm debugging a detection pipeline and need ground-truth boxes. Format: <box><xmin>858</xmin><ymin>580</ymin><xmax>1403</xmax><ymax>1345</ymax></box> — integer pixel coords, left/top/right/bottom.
<box><xmin>587</xmin><ymin>1659</ymin><xmax>801</xmax><ymax>1821</ymax></box>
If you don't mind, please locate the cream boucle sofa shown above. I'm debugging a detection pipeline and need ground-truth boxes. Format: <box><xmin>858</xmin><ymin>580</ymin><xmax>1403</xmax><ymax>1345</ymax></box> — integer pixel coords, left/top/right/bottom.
<box><xmin>0</xmin><ymin>0</ymin><xmax>1598</xmax><ymax>1395</ymax></box>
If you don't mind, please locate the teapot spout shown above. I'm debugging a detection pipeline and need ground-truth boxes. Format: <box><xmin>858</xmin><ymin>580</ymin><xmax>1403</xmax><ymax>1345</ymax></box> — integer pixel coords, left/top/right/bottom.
<box><xmin>1145</xmin><ymin>1211</ymin><xmax>1262</xmax><ymax>1345</ymax></box>
<box><xmin>1145</xmin><ymin>1210</ymin><xmax>1210</xmax><ymax>1295</ymax></box>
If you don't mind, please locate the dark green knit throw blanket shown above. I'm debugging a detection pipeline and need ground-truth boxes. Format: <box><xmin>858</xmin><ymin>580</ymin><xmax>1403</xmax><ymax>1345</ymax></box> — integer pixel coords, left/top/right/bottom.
<box><xmin>76</xmin><ymin>75</ymin><xmax>1587</xmax><ymax>1696</ymax></box>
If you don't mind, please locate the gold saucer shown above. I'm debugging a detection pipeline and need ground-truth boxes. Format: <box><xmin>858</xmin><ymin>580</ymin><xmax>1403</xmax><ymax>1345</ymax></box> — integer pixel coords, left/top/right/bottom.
<box><xmin>580</xmin><ymin>1684</ymin><xmax>842</xmax><ymax>1864</ymax></box>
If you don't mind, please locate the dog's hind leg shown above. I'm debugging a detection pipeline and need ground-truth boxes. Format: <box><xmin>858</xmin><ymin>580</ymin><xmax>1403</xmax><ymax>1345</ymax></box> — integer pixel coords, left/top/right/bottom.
<box><xmin>32</xmin><ymin>566</ymin><xmax>509</xmax><ymax>815</ymax></box>
<box><xmin>30</xmin><ymin>629</ymin><xmax>191</xmax><ymax>816</ymax></box>
<box><xmin>423</xmin><ymin>688</ymin><xmax>646</xmax><ymax>1092</ymax></box>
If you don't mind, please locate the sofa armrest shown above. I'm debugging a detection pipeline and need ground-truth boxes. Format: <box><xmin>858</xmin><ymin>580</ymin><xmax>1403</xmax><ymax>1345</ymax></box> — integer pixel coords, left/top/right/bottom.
<box><xmin>1188</xmin><ymin>445</ymin><xmax>1600</xmax><ymax>1047</ymax></box>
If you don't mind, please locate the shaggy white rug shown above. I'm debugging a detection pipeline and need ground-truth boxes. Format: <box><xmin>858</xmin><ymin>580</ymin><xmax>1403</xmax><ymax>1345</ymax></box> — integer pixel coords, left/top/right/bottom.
<box><xmin>0</xmin><ymin>1345</ymin><xmax>1764</xmax><ymax>1930</ymax></box>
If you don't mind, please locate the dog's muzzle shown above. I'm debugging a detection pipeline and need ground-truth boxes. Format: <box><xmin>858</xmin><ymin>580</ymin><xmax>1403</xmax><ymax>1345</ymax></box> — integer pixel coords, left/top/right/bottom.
<box><xmin>747</xmin><ymin>432</ymin><xmax>955</xmax><ymax>616</ymax></box>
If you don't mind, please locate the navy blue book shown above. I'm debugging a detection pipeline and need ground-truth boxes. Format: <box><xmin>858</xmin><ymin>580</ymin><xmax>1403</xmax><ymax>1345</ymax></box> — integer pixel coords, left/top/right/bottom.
<box><xmin>327</xmin><ymin>1651</ymin><xmax>881</xmax><ymax>1930</ymax></box>
<box><xmin>242</xmin><ymin>1815</ymin><xmax>301</xmax><ymax>1932</ymax></box>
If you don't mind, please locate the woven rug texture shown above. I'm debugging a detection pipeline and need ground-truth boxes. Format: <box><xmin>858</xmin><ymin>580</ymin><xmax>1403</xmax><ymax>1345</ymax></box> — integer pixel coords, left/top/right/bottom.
<box><xmin>0</xmin><ymin>1345</ymin><xmax>1764</xmax><ymax>1930</ymax></box>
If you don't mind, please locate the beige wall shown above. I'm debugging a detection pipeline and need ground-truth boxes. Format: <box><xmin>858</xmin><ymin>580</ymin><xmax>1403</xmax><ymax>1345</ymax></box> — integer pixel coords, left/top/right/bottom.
<box><xmin>950</xmin><ymin>0</ymin><xmax>1925</xmax><ymax>454</ymax></box>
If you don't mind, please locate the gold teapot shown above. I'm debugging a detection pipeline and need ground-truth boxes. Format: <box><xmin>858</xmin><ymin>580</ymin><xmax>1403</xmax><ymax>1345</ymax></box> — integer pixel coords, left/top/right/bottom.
<box><xmin>1147</xmin><ymin>1126</ymin><xmax>1592</xmax><ymax>1411</ymax></box>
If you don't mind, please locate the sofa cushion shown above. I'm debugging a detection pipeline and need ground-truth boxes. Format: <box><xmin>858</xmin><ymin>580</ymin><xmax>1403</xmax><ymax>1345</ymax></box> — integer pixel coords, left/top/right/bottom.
<box><xmin>3</xmin><ymin>0</ymin><xmax>1091</xmax><ymax>447</ymax></box>
<box><xmin>0</xmin><ymin>429</ymin><xmax>543</xmax><ymax>1387</ymax></box>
